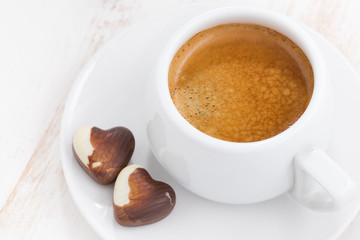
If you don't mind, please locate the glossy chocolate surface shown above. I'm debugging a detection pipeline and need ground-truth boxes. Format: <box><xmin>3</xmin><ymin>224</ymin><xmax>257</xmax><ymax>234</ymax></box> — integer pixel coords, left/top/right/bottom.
<box><xmin>73</xmin><ymin>126</ymin><xmax>135</xmax><ymax>184</ymax></box>
<box><xmin>114</xmin><ymin>168</ymin><xmax>176</xmax><ymax>227</ymax></box>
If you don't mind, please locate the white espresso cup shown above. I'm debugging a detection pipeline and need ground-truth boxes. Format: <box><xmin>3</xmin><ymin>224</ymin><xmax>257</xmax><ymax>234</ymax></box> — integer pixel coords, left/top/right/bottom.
<box><xmin>146</xmin><ymin>6</ymin><xmax>358</xmax><ymax>211</ymax></box>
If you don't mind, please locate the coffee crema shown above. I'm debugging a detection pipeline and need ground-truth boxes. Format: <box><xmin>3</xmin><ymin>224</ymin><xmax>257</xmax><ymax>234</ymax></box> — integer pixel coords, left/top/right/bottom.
<box><xmin>168</xmin><ymin>24</ymin><xmax>314</xmax><ymax>142</ymax></box>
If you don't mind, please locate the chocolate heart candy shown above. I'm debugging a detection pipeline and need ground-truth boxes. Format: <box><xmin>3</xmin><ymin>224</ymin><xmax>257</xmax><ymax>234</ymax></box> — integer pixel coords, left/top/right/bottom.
<box><xmin>113</xmin><ymin>165</ymin><xmax>176</xmax><ymax>226</ymax></box>
<box><xmin>72</xmin><ymin>126</ymin><xmax>135</xmax><ymax>184</ymax></box>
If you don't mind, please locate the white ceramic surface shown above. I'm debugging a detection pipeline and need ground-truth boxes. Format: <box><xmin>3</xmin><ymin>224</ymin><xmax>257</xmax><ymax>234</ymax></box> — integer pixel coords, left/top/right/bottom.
<box><xmin>147</xmin><ymin>6</ymin><xmax>357</xmax><ymax>207</ymax></box>
<box><xmin>60</xmin><ymin>4</ymin><xmax>360</xmax><ymax>240</ymax></box>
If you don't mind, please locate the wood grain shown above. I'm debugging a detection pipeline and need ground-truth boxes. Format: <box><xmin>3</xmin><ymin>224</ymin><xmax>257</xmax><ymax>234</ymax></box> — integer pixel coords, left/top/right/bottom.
<box><xmin>0</xmin><ymin>0</ymin><xmax>359</xmax><ymax>239</ymax></box>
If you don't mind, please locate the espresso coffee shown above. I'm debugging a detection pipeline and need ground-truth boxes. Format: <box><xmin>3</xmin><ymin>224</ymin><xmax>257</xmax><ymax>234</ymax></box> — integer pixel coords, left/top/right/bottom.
<box><xmin>168</xmin><ymin>24</ymin><xmax>314</xmax><ymax>142</ymax></box>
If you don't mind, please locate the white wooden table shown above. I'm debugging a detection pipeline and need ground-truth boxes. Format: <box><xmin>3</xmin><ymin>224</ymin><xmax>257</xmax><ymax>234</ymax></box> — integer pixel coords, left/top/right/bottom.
<box><xmin>0</xmin><ymin>0</ymin><xmax>359</xmax><ymax>239</ymax></box>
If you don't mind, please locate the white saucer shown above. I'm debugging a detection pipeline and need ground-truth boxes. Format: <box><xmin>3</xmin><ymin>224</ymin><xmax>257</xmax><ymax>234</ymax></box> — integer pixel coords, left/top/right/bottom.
<box><xmin>60</xmin><ymin>3</ymin><xmax>360</xmax><ymax>240</ymax></box>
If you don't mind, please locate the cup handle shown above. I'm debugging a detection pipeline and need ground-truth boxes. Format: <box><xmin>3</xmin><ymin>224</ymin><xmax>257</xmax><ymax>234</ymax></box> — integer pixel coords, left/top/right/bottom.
<box><xmin>290</xmin><ymin>149</ymin><xmax>359</xmax><ymax>211</ymax></box>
